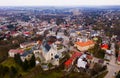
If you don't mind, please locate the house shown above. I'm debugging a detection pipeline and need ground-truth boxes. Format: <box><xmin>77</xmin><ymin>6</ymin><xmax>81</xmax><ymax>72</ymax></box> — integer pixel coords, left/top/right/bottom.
<box><xmin>8</xmin><ymin>49</ymin><xmax>24</xmax><ymax>57</ymax></box>
<box><xmin>86</xmin><ymin>55</ymin><xmax>93</xmax><ymax>62</ymax></box>
<box><xmin>65</xmin><ymin>59</ymin><xmax>73</xmax><ymax>69</ymax></box>
<box><xmin>74</xmin><ymin>39</ymin><xmax>95</xmax><ymax>51</ymax></box>
<box><xmin>77</xmin><ymin>58</ymin><xmax>87</xmax><ymax>68</ymax></box>
<box><xmin>101</xmin><ymin>43</ymin><xmax>109</xmax><ymax>50</ymax></box>
<box><xmin>20</xmin><ymin>48</ymin><xmax>33</xmax><ymax>61</ymax></box>
<box><xmin>10</xmin><ymin>31</ymin><xmax>21</xmax><ymax>37</ymax></box>
<box><xmin>65</xmin><ymin>52</ymin><xmax>82</xmax><ymax>69</ymax></box>
<box><xmin>21</xmin><ymin>53</ymin><xmax>33</xmax><ymax>61</ymax></box>
<box><xmin>117</xmin><ymin>55</ymin><xmax>120</xmax><ymax>64</ymax></box>
<box><xmin>106</xmin><ymin>50</ymin><xmax>112</xmax><ymax>55</ymax></box>
<box><xmin>20</xmin><ymin>42</ymin><xmax>35</xmax><ymax>48</ymax></box>
<box><xmin>23</xmin><ymin>31</ymin><xmax>31</xmax><ymax>37</ymax></box>
<box><xmin>9</xmin><ymin>47</ymin><xmax>34</xmax><ymax>61</ymax></box>
<box><xmin>69</xmin><ymin>30</ymin><xmax>77</xmax><ymax>37</ymax></box>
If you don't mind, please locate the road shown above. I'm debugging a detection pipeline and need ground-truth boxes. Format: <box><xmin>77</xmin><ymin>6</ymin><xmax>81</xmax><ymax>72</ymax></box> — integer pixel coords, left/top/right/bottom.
<box><xmin>105</xmin><ymin>43</ymin><xmax>120</xmax><ymax>78</ymax></box>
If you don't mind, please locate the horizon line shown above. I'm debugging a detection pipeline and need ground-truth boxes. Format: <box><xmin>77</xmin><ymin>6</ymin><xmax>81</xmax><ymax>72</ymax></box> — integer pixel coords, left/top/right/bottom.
<box><xmin>0</xmin><ymin>5</ymin><xmax>120</xmax><ymax>7</ymax></box>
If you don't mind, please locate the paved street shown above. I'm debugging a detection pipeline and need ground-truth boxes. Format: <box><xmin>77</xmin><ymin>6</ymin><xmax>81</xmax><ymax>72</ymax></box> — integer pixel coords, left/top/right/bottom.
<box><xmin>105</xmin><ymin>56</ymin><xmax>120</xmax><ymax>78</ymax></box>
<box><xmin>105</xmin><ymin>43</ymin><xmax>120</xmax><ymax>78</ymax></box>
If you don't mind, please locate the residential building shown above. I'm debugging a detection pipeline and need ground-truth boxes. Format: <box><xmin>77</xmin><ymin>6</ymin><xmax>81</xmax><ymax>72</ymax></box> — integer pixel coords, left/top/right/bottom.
<box><xmin>20</xmin><ymin>42</ymin><xmax>36</xmax><ymax>48</ymax></box>
<box><xmin>77</xmin><ymin>58</ymin><xmax>87</xmax><ymax>68</ymax></box>
<box><xmin>8</xmin><ymin>49</ymin><xmax>24</xmax><ymax>57</ymax></box>
<box><xmin>101</xmin><ymin>43</ymin><xmax>109</xmax><ymax>50</ymax></box>
<box><xmin>65</xmin><ymin>52</ymin><xmax>82</xmax><ymax>69</ymax></box>
<box><xmin>74</xmin><ymin>39</ymin><xmax>95</xmax><ymax>51</ymax></box>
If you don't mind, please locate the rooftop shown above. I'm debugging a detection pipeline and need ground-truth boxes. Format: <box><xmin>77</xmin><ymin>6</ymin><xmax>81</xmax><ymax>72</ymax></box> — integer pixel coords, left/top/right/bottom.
<box><xmin>75</xmin><ymin>40</ymin><xmax>94</xmax><ymax>47</ymax></box>
<box><xmin>65</xmin><ymin>52</ymin><xmax>82</xmax><ymax>67</ymax></box>
<box><xmin>9</xmin><ymin>49</ymin><xmax>24</xmax><ymax>54</ymax></box>
<box><xmin>101</xmin><ymin>44</ymin><xmax>109</xmax><ymax>50</ymax></box>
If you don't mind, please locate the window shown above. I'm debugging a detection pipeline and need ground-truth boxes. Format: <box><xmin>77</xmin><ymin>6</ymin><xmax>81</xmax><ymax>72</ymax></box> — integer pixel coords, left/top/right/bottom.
<box><xmin>51</xmin><ymin>58</ymin><xmax>53</xmax><ymax>60</ymax></box>
<box><xmin>51</xmin><ymin>53</ymin><xmax>53</xmax><ymax>56</ymax></box>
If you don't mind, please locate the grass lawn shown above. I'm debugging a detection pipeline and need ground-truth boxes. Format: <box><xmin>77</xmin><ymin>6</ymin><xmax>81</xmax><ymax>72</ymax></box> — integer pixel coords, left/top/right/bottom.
<box><xmin>2</xmin><ymin>57</ymin><xmax>18</xmax><ymax>68</ymax></box>
<box><xmin>1</xmin><ymin>58</ymin><xmax>63</xmax><ymax>78</ymax></box>
<box><xmin>68</xmin><ymin>72</ymin><xmax>91</xmax><ymax>78</ymax></box>
<box><xmin>35</xmin><ymin>71</ymin><xmax>63</xmax><ymax>78</ymax></box>
<box><xmin>1</xmin><ymin>57</ymin><xmax>30</xmax><ymax>77</ymax></box>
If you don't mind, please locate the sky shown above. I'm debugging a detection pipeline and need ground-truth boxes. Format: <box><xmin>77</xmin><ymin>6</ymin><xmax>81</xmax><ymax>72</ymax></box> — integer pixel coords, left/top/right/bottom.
<box><xmin>0</xmin><ymin>0</ymin><xmax>120</xmax><ymax>6</ymax></box>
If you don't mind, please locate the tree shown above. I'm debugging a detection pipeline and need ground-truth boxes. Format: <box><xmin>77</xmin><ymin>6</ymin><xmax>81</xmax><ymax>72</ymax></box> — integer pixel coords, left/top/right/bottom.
<box><xmin>22</xmin><ymin>59</ymin><xmax>29</xmax><ymax>71</ymax></box>
<box><xmin>48</xmin><ymin>63</ymin><xmax>53</xmax><ymax>69</ymax></box>
<box><xmin>29</xmin><ymin>54</ymin><xmax>36</xmax><ymax>68</ymax></box>
<box><xmin>116</xmin><ymin>71</ymin><xmax>120</xmax><ymax>78</ymax></box>
<box><xmin>0</xmin><ymin>64</ymin><xmax>4</xmax><ymax>77</ymax></box>
<box><xmin>91</xmin><ymin>63</ymin><xmax>103</xmax><ymax>76</ymax></box>
<box><xmin>0</xmin><ymin>65</ymin><xmax>9</xmax><ymax>77</ymax></box>
<box><xmin>9</xmin><ymin>66</ymin><xmax>17</xmax><ymax>78</ymax></box>
<box><xmin>3</xmin><ymin>66</ymin><xmax>9</xmax><ymax>73</ymax></box>
<box><xmin>14</xmin><ymin>53</ymin><xmax>23</xmax><ymax>66</ymax></box>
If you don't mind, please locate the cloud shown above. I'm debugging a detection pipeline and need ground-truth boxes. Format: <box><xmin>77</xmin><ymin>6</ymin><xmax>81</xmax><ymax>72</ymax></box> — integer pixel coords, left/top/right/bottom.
<box><xmin>0</xmin><ymin>0</ymin><xmax>119</xmax><ymax>6</ymax></box>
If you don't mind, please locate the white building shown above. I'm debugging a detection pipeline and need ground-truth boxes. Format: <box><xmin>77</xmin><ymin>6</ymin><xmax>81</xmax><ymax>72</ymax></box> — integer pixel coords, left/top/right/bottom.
<box><xmin>42</xmin><ymin>43</ymin><xmax>60</xmax><ymax>65</ymax></box>
<box><xmin>77</xmin><ymin>58</ymin><xmax>87</xmax><ymax>68</ymax></box>
<box><xmin>8</xmin><ymin>49</ymin><xmax>24</xmax><ymax>57</ymax></box>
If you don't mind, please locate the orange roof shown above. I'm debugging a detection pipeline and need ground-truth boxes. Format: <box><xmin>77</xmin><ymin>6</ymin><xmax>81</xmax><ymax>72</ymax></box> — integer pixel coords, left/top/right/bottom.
<box><xmin>75</xmin><ymin>40</ymin><xmax>94</xmax><ymax>47</ymax></box>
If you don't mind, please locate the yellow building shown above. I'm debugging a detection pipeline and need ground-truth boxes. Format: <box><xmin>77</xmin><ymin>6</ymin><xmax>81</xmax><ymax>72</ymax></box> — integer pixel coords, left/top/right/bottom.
<box><xmin>74</xmin><ymin>40</ymin><xmax>95</xmax><ymax>51</ymax></box>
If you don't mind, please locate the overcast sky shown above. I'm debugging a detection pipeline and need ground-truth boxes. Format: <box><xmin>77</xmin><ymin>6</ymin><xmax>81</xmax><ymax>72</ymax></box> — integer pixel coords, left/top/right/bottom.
<box><xmin>0</xmin><ymin>0</ymin><xmax>120</xmax><ymax>6</ymax></box>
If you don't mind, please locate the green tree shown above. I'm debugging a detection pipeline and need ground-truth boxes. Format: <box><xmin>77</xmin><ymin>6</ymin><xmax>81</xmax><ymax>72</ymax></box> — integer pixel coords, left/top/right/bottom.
<box><xmin>14</xmin><ymin>53</ymin><xmax>23</xmax><ymax>66</ymax></box>
<box><xmin>0</xmin><ymin>65</ymin><xmax>9</xmax><ymax>77</ymax></box>
<box><xmin>29</xmin><ymin>54</ymin><xmax>36</xmax><ymax>68</ymax></box>
<box><xmin>48</xmin><ymin>63</ymin><xmax>53</xmax><ymax>69</ymax></box>
<box><xmin>116</xmin><ymin>71</ymin><xmax>120</xmax><ymax>78</ymax></box>
<box><xmin>9</xmin><ymin>66</ymin><xmax>17</xmax><ymax>78</ymax></box>
<box><xmin>91</xmin><ymin>63</ymin><xmax>103</xmax><ymax>76</ymax></box>
<box><xmin>3</xmin><ymin>66</ymin><xmax>9</xmax><ymax>73</ymax></box>
<box><xmin>22</xmin><ymin>59</ymin><xmax>29</xmax><ymax>71</ymax></box>
<box><xmin>0</xmin><ymin>64</ymin><xmax>4</xmax><ymax>77</ymax></box>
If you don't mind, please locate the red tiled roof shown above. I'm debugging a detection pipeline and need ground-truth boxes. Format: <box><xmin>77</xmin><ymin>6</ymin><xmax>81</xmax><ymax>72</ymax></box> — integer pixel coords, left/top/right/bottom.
<box><xmin>75</xmin><ymin>40</ymin><xmax>94</xmax><ymax>47</ymax></box>
<box><xmin>48</xmin><ymin>41</ymin><xmax>54</xmax><ymax>45</ymax></box>
<box><xmin>117</xmin><ymin>56</ymin><xmax>120</xmax><ymax>62</ymax></box>
<box><xmin>101</xmin><ymin>44</ymin><xmax>109</xmax><ymax>50</ymax></box>
<box><xmin>9</xmin><ymin>49</ymin><xmax>24</xmax><ymax>54</ymax></box>
<box><xmin>71</xmin><ymin>52</ymin><xmax>82</xmax><ymax>59</ymax></box>
<box><xmin>65</xmin><ymin>52</ymin><xmax>82</xmax><ymax>67</ymax></box>
<box><xmin>24</xmin><ymin>32</ymin><xmax>30</xmax><ymax>35</ymax></box>
<box><xmin>65</xmin><ymin>59</ymin><xmax>73</xmax><ymax>67</ymax></box>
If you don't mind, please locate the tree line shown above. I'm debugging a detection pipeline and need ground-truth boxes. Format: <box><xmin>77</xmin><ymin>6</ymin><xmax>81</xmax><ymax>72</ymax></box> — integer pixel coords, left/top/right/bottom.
<box><xmin>14</xmin><ymin>53</ymin><xmax>36</xmax><ymax>71</ymax></box>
